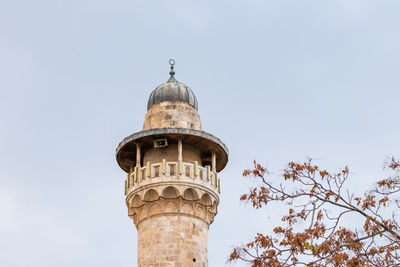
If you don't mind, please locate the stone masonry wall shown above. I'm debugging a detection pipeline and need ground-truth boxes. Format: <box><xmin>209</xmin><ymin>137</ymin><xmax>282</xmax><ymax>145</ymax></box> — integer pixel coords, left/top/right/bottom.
<box><xmin>137</xmin><ymin>215</ymin><xmax>208</xmax><ymax>267</ymax></box>
<box><xmin>143</xmin><ymin>143</ymin><xmax>202</xmax><ymax>165</ymax></box>
<box><xmin>143</xmin><ymin>101</ymin><xmax>201</xmax><ymax>130</ymax></box>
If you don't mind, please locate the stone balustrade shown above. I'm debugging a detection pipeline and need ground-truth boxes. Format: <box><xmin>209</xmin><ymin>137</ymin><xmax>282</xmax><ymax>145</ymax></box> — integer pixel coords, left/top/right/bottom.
<box><xmin>124</xmin><ymin>160</ymin><xmax>221</xmax><ymax>196</ymax></box>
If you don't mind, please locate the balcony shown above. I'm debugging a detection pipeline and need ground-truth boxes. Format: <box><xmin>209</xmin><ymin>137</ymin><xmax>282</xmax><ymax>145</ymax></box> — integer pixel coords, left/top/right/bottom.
<box><xmin>124</xmin><ymin>160</ymin><xmax>221</xmax><ymax>196</ymax></box>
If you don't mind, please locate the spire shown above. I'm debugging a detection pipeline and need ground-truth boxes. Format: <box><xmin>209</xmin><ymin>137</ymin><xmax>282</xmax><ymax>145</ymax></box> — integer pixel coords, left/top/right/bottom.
<box><xmin>168</xmin><ymin>59</ymin><xmax>176</xmax><ymax>82</ymax></box>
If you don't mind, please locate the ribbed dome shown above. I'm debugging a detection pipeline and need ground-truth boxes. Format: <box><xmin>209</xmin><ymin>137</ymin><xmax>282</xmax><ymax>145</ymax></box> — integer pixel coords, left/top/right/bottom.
<box><xmin>147</xmin><ymin>77</ymin><xmax>198</xmax><ymax>111</ymax></box>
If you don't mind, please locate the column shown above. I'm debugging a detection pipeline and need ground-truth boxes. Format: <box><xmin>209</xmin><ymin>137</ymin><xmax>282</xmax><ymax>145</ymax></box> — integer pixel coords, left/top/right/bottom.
<box><xmin>178</xmin><ymin>139</ymin><xmax>183</xmax><ymax>175</ymax></box>
<box><xmin>136</xmin><ymin>143</ymin><xmax>141</xmax><ymax>180</ymax></box>
<box><xmin>136</xmin><ymin>143</ymin><xmax>142</xmax><ymax>168</ymax></box>
<box><xmin>211</xmin><ymin>151</ymin><xmax>216</xmax><ymax>173</ymax></box>
<box><xmin>178</xmin><ymin>139</ymin><xmax>182</xmax><ymax>161</ymax></box>
<box><xmin>212</xmin><ymin>151</ymin><xmax>217</xmax><ymax>187</ymax></box>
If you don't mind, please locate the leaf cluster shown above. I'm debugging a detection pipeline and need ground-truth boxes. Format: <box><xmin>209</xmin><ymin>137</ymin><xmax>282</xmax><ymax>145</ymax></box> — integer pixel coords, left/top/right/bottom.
<box><xmin>229</xmin><ymin>158</ymin><xmax>400</xmax><ymax>267</ymax></box>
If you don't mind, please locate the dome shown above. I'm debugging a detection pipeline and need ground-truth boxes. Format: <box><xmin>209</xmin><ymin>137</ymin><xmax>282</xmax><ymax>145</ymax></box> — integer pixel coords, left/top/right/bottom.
<box><xmin>147</xmin><ymin>77</ymin><xmax>198</xmax><ymax>111</ymax></box>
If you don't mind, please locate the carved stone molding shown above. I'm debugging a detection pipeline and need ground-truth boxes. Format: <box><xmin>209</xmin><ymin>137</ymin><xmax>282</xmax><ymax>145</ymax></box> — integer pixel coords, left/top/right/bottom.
<box><xmin>126</xmin><ymin>185</ymin><xmax>219</xmax><ymax>227</ymax></box>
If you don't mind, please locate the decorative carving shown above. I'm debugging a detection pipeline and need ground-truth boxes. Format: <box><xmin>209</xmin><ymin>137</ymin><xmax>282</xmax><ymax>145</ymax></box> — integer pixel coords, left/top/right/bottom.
<box><xmin>127</xmin><ymin>184</ymin><xmax>219</xmax><ymax>227</ymax></box>
<box><xmin>162</xmin><ymin>186</ymin><xmax>179</xmax><ymax>199</ymax></box>
<box><xmin>183</xmin><ymin>188</ymin><xmax>198</xmax><ymax>201</ymax></box>
<box><xmin>200</xmin><ymin>193</ymin><xmax>212</xmax><ymax>207</ymax></box>
<box><xmin>143</xmin><ymin>189</ymin><xmax>158</xmax><ymax>202</ymax></box>
<box><xmin>131</xmin><ymin>194</ymin><xmax>143</xmax><ymax>207</ymax></box>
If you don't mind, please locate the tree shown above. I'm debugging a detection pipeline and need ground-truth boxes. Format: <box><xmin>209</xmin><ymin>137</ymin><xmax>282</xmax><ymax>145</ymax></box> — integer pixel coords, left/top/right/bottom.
<box><xmin>229</xmin><ymin>157</ymin><xmax>400</xmax><ymax>267</ymax></box>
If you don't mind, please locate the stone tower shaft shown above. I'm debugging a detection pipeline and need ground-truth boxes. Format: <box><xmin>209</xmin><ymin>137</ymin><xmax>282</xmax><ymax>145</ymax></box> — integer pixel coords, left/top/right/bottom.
<box><xmin>116</xmin><ymin>61</ymin><xmax>228</xmax><ymax>266</ymax></box>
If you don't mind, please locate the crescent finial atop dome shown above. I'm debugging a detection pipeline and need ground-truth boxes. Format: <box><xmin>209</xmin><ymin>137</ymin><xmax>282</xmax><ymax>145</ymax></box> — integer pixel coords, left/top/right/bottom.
<box><xmin>168</xmin><ymin>59</ymin><xmax>176</xmax><ymax>81</ymax></box>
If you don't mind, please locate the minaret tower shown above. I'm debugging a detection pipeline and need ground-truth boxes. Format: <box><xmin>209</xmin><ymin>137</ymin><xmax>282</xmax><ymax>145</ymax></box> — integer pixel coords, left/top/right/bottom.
<box><xmin>116</xmin><ymin>60</ymin><xmax>228</xmax><ymax>266</ymax></box>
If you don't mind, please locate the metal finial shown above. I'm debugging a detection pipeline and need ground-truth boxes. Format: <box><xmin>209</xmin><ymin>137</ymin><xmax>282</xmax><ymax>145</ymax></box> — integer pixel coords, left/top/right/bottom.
<box><xmin>169</xmin><ymin>59</ymin><xmax>175</xmax><ymax>78</ymax></box>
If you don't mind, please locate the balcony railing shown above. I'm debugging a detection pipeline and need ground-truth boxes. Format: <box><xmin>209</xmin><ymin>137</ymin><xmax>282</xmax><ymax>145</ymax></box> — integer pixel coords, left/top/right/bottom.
<box><xmin>124</xmin><ymin>160</ymin><xmax>221</xmax><ymax>195</ymax></box>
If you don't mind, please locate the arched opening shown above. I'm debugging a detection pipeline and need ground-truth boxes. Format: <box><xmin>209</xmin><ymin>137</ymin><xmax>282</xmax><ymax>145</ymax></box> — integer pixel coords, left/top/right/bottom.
<box><xmin>154</xmin><ymin>166</ymin><xmax>160</xmax><ymax>177</ymax></box>
<box><xmin>169</xmin><ymin>164</ymin><xmax>176</xmax><ymax>176</ymax></box>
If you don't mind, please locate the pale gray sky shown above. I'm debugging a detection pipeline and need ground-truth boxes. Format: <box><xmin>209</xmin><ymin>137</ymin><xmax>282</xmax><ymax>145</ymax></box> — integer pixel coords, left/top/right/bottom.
<box><xmin>1</xmin><ymin>1</ymin><xmax>399</xmax><ymax>266</ymax></box>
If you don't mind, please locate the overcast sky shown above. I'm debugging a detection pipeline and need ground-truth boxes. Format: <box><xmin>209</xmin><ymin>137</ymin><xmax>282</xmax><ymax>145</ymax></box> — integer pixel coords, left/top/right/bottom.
<box><xmin>1</xmin><ymin>1</ymin><xmax>400</xmax><ymax>266</ymax></box>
